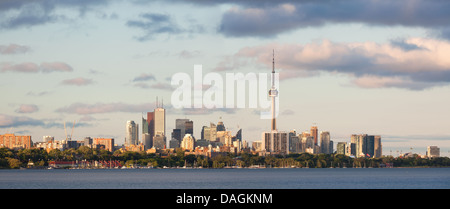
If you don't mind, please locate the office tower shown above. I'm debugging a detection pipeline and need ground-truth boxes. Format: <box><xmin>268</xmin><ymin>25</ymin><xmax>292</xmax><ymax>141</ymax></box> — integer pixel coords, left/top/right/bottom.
<box><xmin>289</xmin><ymin>132</ymin><xmax>301</xmax><ymax>153</ymax></box>
<box><xmin>356</xmin><ymin>134</ymin><xmax>366</xmax><ymax>157</ymax></box>
<box><xmin>235</xmin><ymin>129</ymin><xmax>242</xmax><ymax>141</ymax></box>
<box><xmin>147</xmin><ymin>112</ymin><xmax>155</xmax><ymax>140</ymax></box>
<box><xmin>320</xmin><ymin>131</ymin><xmax>331</xmax><ymax>154</ymax></box>
<box><xmin>172</xmin><ymin>129</ymin><xmax>181</xmax><ymax>143</ymax></box>
<box><xmin>366</xmin><ymin>135</ymin><xmax>375</xmax><ymax>157</ymax></box>
<box><xmin>185</xmin><ymin>120</ymin><xmax>193</xmax><ymax>135</ymax></box>
<box><xmin>203</xmin><ymin>123</ymin><xmax>217</xmax><ymax>142</ymax></box>
<box><xmin>143</xmin><ymin>133</ymin><xmax>151</xmax><ymax>149</ymax></box>
<box><xmin>126</xmin><ymin>120</ymin><xmax>139</xmax><ymax>146</ymax></box>
<box><xmin>181</xmin><ymin>134</ymin><xmax>195</xmax><ymax>150</ymax></box>
<box><xmin>374</xmin><ymin>135</ymin><xmax>382</xmax><ymax>158</ymax></box>
<box><xmin>176</xmin><ymin>119</ymin><xmax>189</xmax><ymax>137</ymax></box>
<box><xmin>154</xmin><ymin>107</ymin><xmax>165</xmax><ymax>136</ymax></box>
<box><xmin>427</xmin><ymin>146</ymin><xmax>440</xmax><ymax>158</ymax></box>
<box><xmin>201</xmin><ymin>126</ymin><xmax>206</xmax><ymax>140</ymax></box>
<box><xmin>217</xmin><ymin>120</ymin><xmax>226</xmax><ymax>132</ymax></box>
<box><xmin>142</xmin><ymin>116</ymin><xmax>148</xmax><ymax>134</ymax></box>
<box><xmin>311</xmin><ymin>126</ymin><xmax>318</xmax><ymax>145</ymax></box>
<box><xmin>337</xmin><ymin>142</ymin><xmax>346</xmax><ymax>155</ymax></box>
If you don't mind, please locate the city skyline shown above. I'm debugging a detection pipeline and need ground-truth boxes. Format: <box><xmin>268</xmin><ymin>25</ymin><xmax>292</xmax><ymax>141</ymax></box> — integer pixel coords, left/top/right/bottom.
<box><xmin>1</xmin><ymin>1</ymin><xmax>450</xmax><ymax>157</ymax></box>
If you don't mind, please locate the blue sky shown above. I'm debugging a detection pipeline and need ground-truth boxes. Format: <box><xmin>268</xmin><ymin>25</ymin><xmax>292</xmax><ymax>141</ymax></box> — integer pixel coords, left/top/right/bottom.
<box><xmin>1</xmin><ymin>0</ymin><xmax>450</xmax><ymax>156</ymax></box>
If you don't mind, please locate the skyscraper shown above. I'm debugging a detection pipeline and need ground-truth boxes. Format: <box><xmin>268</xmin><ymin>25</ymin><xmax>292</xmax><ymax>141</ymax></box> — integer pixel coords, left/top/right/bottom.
<box><xmin>320</xmin><ymin>131</ymin><xmax>331</xmax><ymax>154</ymax></box>
<box><xmin>176</xmin><ymin>119</ymin><xmax>189</xmax><ymax>137</ymax></box>
<box><xmin>374</xmin><ymin>135</ymin><xmax>382</xmax><ymax>158</ymax></box>
<box><xmin>311</xmin><ymin>126</ymin><xmax>318</xmax><ymax>145</ymax></box>
<box><xmin>153</xmin><ymin>99</ymin><xmax>166</xmax><ymax>148</ymax></box>
<box><xmin>126</xmin><ymin>120</ymin><xmax>139</xmax><ymax>146</ymax></box>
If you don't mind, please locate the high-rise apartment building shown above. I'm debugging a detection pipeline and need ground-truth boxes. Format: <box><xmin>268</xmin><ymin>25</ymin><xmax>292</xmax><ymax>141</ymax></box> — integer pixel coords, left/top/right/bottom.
<box><xmin>94</xmin><ymin>138</ymin><xmax>114</xmax><ymax>152</ymax></box>
<box><xmin>0</xmin><ymin>134</ymin><xmax>33</xmax><ymax>149</ymax></box>
<box><xmin>427</xmin><ymin>146</ymin><xmax>440</xmax><ymax>158</ymax></box>
<box><xmin>374</xmin><ymin>135</ymin><xmax>382</xmax><ymax>158</ymax></box>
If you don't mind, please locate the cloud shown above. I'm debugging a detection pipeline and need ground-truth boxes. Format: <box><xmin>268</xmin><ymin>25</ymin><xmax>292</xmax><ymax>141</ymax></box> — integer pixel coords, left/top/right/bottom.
<box><xmin>0</xmin><ymin>62</ymin><xmax>73</xmax><ymax>73</ymax></box>
<box><xmin>60</xmin><ymin>77</ymin><xmax>93</xmax><ymax>86</ymax></box>
<box><xmin>40</xmin><ymin>62</ymin><xmax>73</xmax><ymax>73</ymax></box>
<box><xmin>0</xmin><ymin>114</ymin><xmax>44</xmax><ymax>128</ymax></box>
<box><xmin>0</xmin><ymin>0</ymin><xmax>110</xmax><ymax>29</ymax></box>
<box><xmin>0</xmin><ymin>44</ymin><xmax>30</xmax><ymax>54</ymax></box>
<box><xmin>0</xmin><ymin>62</ymin><xmax>39</xmax><ymax>73</ymax></box>
<box><xmin>214</xmin><ymin>1</ymin><xmax>450</xmax><ymax>38</ymax></box>
<box><xmin>55</xmin><ymin>102</ymin><xmax>156</xmax><ymax>115</ymax></box>
<box><xmin>177</xmin><ymin>50</ymin><xmax>202</xmax><ymax>59</ymax></box>
<box><xmin>126</xmin><ymin>12</ymin><xmax>204</xmax><ymax>41</ymax></box>
<box><xmin>15</xmin><ymin>104</ymin><xmax>39</xmax><ymax>113</ymax></box>
<box><xmin>132</xmin><ymin>73</ymin><xmax>155</xmax><ymax>82</ymax></box>
<box><xmin>27</xmin><ymin>91</ymin><xmax>51</xmax><ymax>97</ymax></box>
<box><xmin>221</xmin><ymin>37</ymin><xmax>450</xmax><ymax>90</ymax></box>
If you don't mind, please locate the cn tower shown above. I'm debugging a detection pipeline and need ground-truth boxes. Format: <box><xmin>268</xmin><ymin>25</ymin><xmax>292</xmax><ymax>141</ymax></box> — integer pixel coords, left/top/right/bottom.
<box><xmin>269</xmin><ymin>50</ymin><xmax>278</xmax><ymax>132</ymax></box>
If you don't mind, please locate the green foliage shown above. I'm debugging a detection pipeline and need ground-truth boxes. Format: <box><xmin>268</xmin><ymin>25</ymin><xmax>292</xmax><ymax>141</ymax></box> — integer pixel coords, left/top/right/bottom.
<box><xmin>0</xmin><ymin>147</ymin><xmax>449</xmax><ymax>169</ymax></box>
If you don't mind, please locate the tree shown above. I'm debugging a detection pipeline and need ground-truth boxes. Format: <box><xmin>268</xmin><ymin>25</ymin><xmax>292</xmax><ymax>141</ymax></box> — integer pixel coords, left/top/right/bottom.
<box><xmin>7</xmin><ymin>158</ymin><xmax>21</xmax><ymax>169</ymax></box>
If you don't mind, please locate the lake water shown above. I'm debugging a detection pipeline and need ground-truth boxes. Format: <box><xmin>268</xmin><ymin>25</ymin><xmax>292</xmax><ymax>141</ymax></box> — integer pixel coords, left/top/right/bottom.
<box><xmin>1</xmin><ymin>168</ymin><xmax>449</xmax><ymax>189</ymax></box>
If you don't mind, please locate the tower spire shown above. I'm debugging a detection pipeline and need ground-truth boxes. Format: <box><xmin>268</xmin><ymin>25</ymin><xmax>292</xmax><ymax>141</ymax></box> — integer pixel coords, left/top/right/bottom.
<box><xmin>272</xmin><ymin>49</ymin><xmax>275</xmax><ymax>74</ymax></box>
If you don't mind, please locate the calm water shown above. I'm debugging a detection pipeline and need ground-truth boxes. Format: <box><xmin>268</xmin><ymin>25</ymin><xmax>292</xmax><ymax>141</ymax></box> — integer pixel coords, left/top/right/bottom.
<box><xmin>1</xmin><ymin>168</ymin><xmax>449</xmax><ymax>189</ymax></box>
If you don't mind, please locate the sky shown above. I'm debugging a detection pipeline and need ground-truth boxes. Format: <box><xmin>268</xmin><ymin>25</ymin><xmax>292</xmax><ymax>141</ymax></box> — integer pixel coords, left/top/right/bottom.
<box><xmin>1</xmin><ymin>0</ymin><xmax>450</xmax><ymax>157</ymax></box>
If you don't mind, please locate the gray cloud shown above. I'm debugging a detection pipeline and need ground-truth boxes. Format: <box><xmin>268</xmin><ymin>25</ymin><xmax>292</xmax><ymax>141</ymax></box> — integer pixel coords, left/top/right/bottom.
<box><xmin>0</xmin><ymin>114</ymin><xmax>44</xmax><ymax>128</ymax></box>
<box><xmin>221</xmin><ymin>37</ymin><xmax>450</xmax><ymax>90</ymax></box>
<box><xmin>215</xmin><ymin>0</ymin><xmax>450</xmax><ymax>38</ymax></box>
<box><xmin>126</xmin><ymin>12</ymin><xmax>204</xmax><ymax>41</ymax></box>
<box><xmin>132</xmin><ymin>73</ymin><xmax>155</xmax><ymax>82</ymax></box>
<box><xmin>0</xmin><ymin>0</ymin><xmax>110</xmax><ymax>29</ymax></box>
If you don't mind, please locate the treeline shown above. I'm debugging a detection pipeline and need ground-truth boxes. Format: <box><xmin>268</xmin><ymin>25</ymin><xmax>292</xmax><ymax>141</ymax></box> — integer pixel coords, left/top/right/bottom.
<box><xmin>1</xmin><ymin>146</ymin><xmax>450</xmax><ymax>169</ymax></box>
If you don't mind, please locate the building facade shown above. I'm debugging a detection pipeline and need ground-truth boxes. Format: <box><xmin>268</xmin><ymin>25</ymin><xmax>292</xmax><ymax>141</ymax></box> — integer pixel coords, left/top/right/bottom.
<box><xmin>126</xmin><ymin>120</ymin><xmax>139</xmax><ymax>146</ymax></box>
<box><xmin>0</xmin><ymin>134</ymin><xmax>33</xmax><ymax>150</ymax></box>
<box><xmin>93</xmin><ymin>138</ymin><xmax>114</xmax><ymax>152</ymax></box>
<box><xmin>427</xmin><ymin>146</ymin><xmax>440</xmax><ymax>158</ymax></box>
